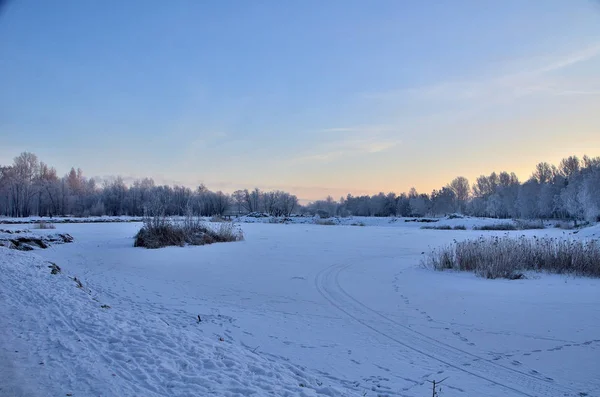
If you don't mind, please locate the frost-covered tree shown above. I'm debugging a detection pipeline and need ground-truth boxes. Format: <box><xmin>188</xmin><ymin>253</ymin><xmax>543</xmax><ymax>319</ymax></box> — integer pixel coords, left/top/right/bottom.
<box><xmin>579</xmin><ymin>167</ymin><xmax>600</xmax><ymax>222</ymax></box>
<box><xmin>431</xmin><ymin>187</ymin><xmax>456</xmax><ymax>215</ymax></box>
<box><xmin>447</xmin><ymin>176</ymin><xmax>470</xmax><ymax>213</ymax></box>
<box><xmin>516</xmin><ymin>180</ymin><xmax>541</xmax><ymax>219</ymax></box>
<box><xmin>408</xmin><ymin>188</ymin><xmax>430</xmax><ymax>217</ymax></box>
<box><xmin>396</xmin><ymin>193</ymin><xmax>411</xmax><ymax>217</ymax></box>
<box><xmin>2</xmin><ymin>151</ymin><xmax>599</xmax><ymax>221</ymax></box>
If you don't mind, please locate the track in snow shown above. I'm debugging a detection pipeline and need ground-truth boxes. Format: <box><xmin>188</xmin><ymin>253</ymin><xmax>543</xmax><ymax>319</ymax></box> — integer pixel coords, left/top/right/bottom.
<box><xmin>314</xmin><ymin>264</ymin><xmax>577</xmax><ymax>397</ymax></box>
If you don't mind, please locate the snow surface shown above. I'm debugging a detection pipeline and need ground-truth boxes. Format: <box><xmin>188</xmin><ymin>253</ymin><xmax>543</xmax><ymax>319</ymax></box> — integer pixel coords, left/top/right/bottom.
<box><xmin>1</xmin><ymin>221</ymin><xmax>599</xmax><ymax>397</ymax></box>
<box><xmin>0</xmin><ymin>213</ymin><xmax>592</xmax><ymax>234</ymax></box>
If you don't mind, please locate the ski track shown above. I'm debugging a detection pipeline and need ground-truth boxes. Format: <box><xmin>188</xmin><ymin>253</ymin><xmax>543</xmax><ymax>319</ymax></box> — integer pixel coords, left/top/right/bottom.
<box><xmin>314</xmin><ymin>263</ymin><xmax>578</xmax><ymax>397</ymax></box>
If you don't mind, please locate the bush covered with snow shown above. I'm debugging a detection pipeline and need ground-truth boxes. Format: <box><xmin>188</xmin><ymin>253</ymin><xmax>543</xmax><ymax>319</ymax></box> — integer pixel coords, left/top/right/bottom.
<box><xmin>423</xmin><ymin>235</ymin><xmax>600</xmax><ymax>279</ymax></box>
<box><xmin>0</xmin><ymin>229</ymin><xmax>73</xmax><ymax>251</ymax></box>
<box><xmin>134</xmin><ymin>216</ymin><xmax>243</xmax><ymax>249</ymax></box>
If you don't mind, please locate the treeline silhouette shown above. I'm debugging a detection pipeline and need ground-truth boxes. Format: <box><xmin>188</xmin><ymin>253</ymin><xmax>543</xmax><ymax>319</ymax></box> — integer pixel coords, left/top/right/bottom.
<box><xmin>1</xmin><ymin>152</ymin><xmax>599</xmax><ymax>221</ymax></box>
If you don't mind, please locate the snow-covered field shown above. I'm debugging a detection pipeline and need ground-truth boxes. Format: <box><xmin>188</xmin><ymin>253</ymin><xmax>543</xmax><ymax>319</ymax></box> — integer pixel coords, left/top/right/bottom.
<box><xmin>0</xmin><ymin>214</ymin><xmax>574</xmax><ymax>230</ymax></box>
<box><xmin>1</xmin><ymin>221</ymin><xmax>599</xmax><ymax>397</ymax></box>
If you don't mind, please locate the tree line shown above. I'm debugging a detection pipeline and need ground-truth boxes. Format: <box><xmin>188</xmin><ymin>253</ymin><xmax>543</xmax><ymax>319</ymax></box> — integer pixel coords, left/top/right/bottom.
<box><xmin>0</xmin><ymin>152</ymin><xmax>298</xmax><ymax>218</ymax></box>
<box><xmin>305</xmin><ymin>155</ymin><xmax>600</xmax><ymax>222</ymax></box>
<box><xmin>1</xmin><ymin>152</ymin><xmax>599</xmax><ymax>221</ymax></box>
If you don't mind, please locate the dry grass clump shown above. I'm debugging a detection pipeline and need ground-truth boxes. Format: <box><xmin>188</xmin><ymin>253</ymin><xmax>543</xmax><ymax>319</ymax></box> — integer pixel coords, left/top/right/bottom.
<box><xmin>421</xmin><ymin>225</ymin><xmax>452</xmax><ymax>230</ymax></box>
<box><xmin>134</xmin><ymin>215</ymin><xmax>243</xmax><ymax>249</ymax></box>
<box><xmin>421</xmin><ymin>225</ymin><xmax>466</xmax><ymax>230</ymax></box>
<box><xmin>473</xmin><ymin>223</ymin><xmax>517</xmax><ymax>231</ymax></box>
<box><xmin>423</xmin><ymin>235</ymin><xmax>600</xmax><ymax>279</ymax></box>
<box><xmin>474</xmin><ymin>220</ymin><xmax>546</xmax><ymax>231</ymax></box>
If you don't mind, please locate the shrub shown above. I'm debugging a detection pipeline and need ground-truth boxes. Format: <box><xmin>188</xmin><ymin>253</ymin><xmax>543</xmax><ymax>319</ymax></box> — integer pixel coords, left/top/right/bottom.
<box><xmin>35</xmin><ymin>221</ymin><xmax>56</xmax><ymax>230</ymax></box>
<box><xmin>134</xmin><ymin>215</ymin><xmax>243</xmax><ymax>249</ymax></box>
<box><xmin>422</xmin><ymin>236</ymin><xmax>600</xmax><ymax>279</ymax></box>
<box><xmin>473</xmin><ymin>223</ymin><xmax>517</xmax><ymax>231</ymax></box>
<box><xmin>453</xmin><ymin>225</ymin><xmax>467</xmax><ymax>230</ymax></box>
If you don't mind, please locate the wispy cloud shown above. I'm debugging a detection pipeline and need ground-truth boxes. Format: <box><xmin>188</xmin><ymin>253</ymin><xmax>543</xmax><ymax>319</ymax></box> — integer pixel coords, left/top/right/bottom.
<box><xmin>365</xmin><ymin>43</ymin><xmax>600</xmax><ymax>105</ymax></box>
<box><xmin>537</xmin><ymin>44</ymin><xmax>600</xmax><ymax>73</ymax></box>
<box><xmin>317</xmin><ymin>127</ymin><xmax>356</xmax><ymax>133</ymax></box>
<box><xmin>291</xmin><ymin>125</ymin><xmax>401</xmax><ymax>165</ymax></box>
<box><xmin>314</xmin><ymin>124</ymin><xmax>392</xmax><ymax>135</ymax></box>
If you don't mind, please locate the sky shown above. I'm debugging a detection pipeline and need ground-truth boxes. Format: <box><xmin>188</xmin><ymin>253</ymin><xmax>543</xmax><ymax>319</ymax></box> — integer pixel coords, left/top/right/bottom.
<box><xmin>1</xmin><ymin>0</ymin><xmax>600</xmax><ymax>202</ymax></box>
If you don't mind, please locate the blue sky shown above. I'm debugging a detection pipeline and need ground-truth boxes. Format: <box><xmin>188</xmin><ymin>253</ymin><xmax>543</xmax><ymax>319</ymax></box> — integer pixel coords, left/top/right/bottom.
<box><xmin>1</xmin><ymin>0</ymin><xmax>599</xmax><ymax>201</ymax></box>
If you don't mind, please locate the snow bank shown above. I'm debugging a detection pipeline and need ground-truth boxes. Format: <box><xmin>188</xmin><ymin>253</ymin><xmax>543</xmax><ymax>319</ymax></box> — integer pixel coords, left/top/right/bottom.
<box><xmin>0</xmin><ymin>215</ymin><xmax>143</xmax><ymax>224</ymax></box>
<box><xmin>0</xmin><ymin>229</ymin><xmax>74</xmax><ymax>250</ymax></box>
<box><xmin>0</xmin><ymin>248</ymin><xmax>352</xmax><ymax>397</ymax></box>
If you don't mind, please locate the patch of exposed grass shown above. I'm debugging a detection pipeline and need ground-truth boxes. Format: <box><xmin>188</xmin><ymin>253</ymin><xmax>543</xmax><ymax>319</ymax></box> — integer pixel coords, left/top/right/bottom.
<box><xmin>421</xmin><ymin>225</ymin><xmax>452</xmax><ymax>230</ymax></box>
<box><xmin>423</xmin><ymin>235</ymin><xmax>600</xmax><ymax>279</ymax></box>
<box><xmin>473</xmin><ymin>223</ymin><xmax>517</xmax><ymax>231</ymax></box>
<box><xmin>421</xmin><ymin>225</ymin><xmax>466</xmax><ymax>230</ymax></box>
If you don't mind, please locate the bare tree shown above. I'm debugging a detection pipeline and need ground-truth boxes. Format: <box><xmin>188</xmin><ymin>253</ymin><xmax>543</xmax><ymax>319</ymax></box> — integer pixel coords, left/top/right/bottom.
<box><xmin>11</xmin><ymin>152</ymin><xmax>40</xmax><ymax>217</ymax></box>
